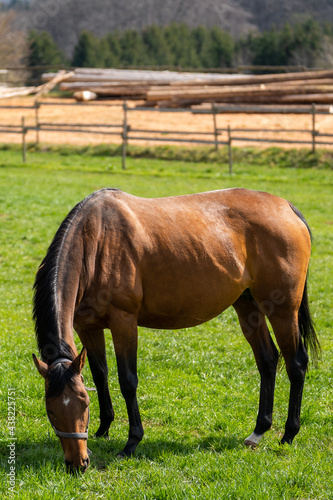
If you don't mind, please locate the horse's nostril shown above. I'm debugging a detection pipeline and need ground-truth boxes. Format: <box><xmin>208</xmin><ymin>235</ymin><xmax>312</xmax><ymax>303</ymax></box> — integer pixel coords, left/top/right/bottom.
<box><xmin>65</xmin><ymin>457</ymin><xmax>90</xmax><ymax>474</ymax></box>
<box><xmin>81</xmin><ymin>456</ymin><xmax>90</xmax><ymax>472</ymax></box>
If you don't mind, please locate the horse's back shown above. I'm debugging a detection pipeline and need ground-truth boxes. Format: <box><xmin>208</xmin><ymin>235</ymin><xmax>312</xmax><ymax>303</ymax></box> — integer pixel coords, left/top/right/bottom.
<box><xmin>95</xmin><ymin>188</ymin><xmax>310</xmax><ymax>256</ymax></box>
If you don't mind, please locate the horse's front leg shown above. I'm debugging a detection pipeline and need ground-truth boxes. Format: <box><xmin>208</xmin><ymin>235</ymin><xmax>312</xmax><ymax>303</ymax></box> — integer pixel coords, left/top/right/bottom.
<box><xmin>77</xmin><ymin>328</ymin><xmax>114</xmax><ymax>437</ymax></box>
<box><xmin>109</xmin><ymin>311</ymin><xmax>144</xmax><ymax>457</ymax></box>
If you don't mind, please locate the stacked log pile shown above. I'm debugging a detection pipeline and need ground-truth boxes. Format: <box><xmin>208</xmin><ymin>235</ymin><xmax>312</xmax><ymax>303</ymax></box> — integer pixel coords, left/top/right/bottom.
<box><xmin>42</xmin><ymin>68</ymin><xmax>333</xmax><ymax>108</ymax></box>
<box><xmin>0</xmin><ymin>70</ymin><xmax>73</xmax><ymax>100</ymax></box>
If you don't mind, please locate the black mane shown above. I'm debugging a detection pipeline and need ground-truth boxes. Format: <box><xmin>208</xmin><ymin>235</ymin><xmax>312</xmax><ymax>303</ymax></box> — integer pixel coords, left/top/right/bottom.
<box><xmin>33</xmin><ymin>196</ymin><xmax>91</xmax><ymax>364</ymax></box>
<box><xmin>33</xmin><ymin>188</ymin><xmax>118</xmax><ymax>364</ymax></box>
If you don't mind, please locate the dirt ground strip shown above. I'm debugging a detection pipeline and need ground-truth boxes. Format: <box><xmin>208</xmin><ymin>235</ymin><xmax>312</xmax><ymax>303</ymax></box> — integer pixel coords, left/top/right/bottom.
<box><xmin>1</xmin><ymin>97</ymin><xmax>333</xmax><ymax>149</ymax></box>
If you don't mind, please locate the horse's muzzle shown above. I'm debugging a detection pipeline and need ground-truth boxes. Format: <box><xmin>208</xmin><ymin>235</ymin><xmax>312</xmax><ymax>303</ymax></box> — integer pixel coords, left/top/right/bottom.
<box><xmin>65</xmin><ymin>456</ymin><xmax>90</xmax><ymax>474</ymax></box>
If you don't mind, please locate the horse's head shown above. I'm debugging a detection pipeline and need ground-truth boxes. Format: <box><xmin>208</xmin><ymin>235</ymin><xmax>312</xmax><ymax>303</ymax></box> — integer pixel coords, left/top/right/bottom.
<box><xmin>33</xmin><ymin>347</ymin><xmax>91</xmax><ymax>474</ymax></box>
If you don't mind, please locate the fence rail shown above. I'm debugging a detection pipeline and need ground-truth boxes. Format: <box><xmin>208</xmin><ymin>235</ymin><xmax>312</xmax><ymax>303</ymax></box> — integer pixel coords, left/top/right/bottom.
<box><xmin>0</xmin><ymin>100</ymin><xmax>333</xmax><ymax>171</ymax></box>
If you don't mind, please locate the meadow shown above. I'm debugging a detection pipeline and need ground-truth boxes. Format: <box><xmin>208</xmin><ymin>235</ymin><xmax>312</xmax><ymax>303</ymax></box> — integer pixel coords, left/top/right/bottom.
<box><xmin>0</xmin><ymin>146</ymin><xmax>332</xmax><ymax>499</ymax></box>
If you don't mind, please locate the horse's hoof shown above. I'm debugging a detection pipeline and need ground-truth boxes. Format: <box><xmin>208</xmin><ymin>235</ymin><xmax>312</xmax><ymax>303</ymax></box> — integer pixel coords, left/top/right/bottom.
<box><xmin>280</xmin><ymin>435</ymin><xmax>292</xmax><ymax>445</ymax></box>
<box><xmin>244</xmin><ymin>432</ymin><xmax>262</xmax><ymax>447</ymax></box>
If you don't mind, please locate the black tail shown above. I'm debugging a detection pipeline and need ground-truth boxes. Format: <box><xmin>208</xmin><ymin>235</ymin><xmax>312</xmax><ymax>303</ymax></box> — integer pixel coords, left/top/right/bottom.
<box><xmin>289</xmin><ymin>202</ymin><xmax>320</xmax><ymax>363</ymax></box>
<box><xmin>298</xmin><ymin>279</ymin><xmax>320</xmax><ymax>363</ymax></box>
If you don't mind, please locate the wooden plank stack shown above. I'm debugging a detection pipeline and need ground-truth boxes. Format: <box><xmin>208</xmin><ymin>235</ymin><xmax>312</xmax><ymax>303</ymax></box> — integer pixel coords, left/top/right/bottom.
<box><xmin>42</xmin><ymin>68</ymin><xmax>333</xmax><ymax>108</ymax></box>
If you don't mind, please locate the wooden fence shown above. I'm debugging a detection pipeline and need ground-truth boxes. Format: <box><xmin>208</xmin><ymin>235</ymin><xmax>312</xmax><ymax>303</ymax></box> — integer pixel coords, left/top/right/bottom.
<box><xmin>1</xmin><ymin>100</ymin><xmax>333</xmax><ymax>172</ymax></box>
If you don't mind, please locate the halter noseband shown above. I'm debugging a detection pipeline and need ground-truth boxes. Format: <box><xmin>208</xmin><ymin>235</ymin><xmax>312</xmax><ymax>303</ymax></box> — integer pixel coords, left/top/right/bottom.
<box><xmin>46</xmin><ymin>358</ymin><xmax>90</xmax><ymax>440</ymax></box>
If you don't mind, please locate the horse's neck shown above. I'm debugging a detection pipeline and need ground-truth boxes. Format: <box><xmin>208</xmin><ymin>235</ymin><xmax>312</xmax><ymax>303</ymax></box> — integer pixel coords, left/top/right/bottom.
<box><xmin>55</xmin><ymin>255</ymin><xmax>82</xmax><ymax>359</ymax></box>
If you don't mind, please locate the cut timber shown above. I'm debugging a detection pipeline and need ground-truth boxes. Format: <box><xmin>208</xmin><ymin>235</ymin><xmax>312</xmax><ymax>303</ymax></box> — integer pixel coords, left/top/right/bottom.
<box><xmin>73</xmin><ymin>90</ymin><xmax>98</xmax><ymax>102</ymax></box>
<box><xmin>0</xmin><ymin>85</ymin><xmax>42</xmax><ymax>99</ymax></box>
<box><xmin>42</xmin><ymin>67</ymin><xmax>333</xmax><ymax>106</ymax></box>
<box><xmin>43</xmin><ymin>68</ymin><xmax>240</xmax><ymax>84</ymax></box>
<box><xmin>59</xmin><ymin>80</ymin><xmax>153</xmax><ymax>87</ymax></box>
<box><xmin>146</xmin><ymin>84</ymin><xmax>333</xmax><ymax>101</ymax></box>
<box><xmin>34</xmin><ymin>70</ymin><xmax>74</xmax><ymax>100</ymax></box>
<box><xmin>165</xmin><ymin>68</ymin><xmax>333</xmax><ymax>86</ymax></box>
<box><xmin>60</xmin><ymin>82</ymin><xmax>150</xmax><ymax>93</ymax></box>
<box><xmin>43</xmin><ymin>68</ymin><xmax>333</xmax><ymax>86</ymax></box>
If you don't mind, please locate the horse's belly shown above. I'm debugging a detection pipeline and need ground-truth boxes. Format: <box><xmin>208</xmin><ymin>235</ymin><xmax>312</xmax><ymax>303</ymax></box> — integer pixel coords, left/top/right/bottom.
<box><xmin>137</xmin><ymin>273</ymin><xmax>245</xmax><ymax>329</ymax></box>
<box><xmin>136</xmin><ymin>226</ymin><xmax>249</xmax><ymax>329</ymax></box>
<box><xmin>137</xmin><ymin>310</ymin><xmax>224</xmax><ymax>329</ymax></box>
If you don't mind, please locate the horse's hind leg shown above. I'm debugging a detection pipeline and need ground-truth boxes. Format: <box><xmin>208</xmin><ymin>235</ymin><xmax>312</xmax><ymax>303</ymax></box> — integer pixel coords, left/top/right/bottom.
<box><xmin>77</xmin><ymin>328</ymin><xmax>114</xmax><ymax>437</ymax></box>
<box><xmin>233</xmin><ymin>293</ymin><xmax>279</xmax><ymax>446</ymax></box>
<box><xmin>269</xmin><ymin>313</ymin><xmax>308</xmax><ymax>445</ymax></box>
<box><xmin>109</xmin><ymin>310</ymin><xmax>144</xmax><ymax>457</ymax></box>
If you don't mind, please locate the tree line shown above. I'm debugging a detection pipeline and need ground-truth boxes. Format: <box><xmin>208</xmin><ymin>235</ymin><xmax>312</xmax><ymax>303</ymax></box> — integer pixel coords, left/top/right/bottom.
<box><xmin>26</xmin><ymin>19</ymin><xmax>333</xmax><ymax>71</ymax></box>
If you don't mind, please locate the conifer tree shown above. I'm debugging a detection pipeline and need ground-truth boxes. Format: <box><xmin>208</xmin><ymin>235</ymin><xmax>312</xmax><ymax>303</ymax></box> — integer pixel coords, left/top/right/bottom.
<box><xmin>72</xmin><ymin>31</ymin><xmax>99</xmax><ymax>67</ymax></box>
<box><xmin>28</xmin><ymin>30</ymin><xmax>64</xmax><ymax>78</ymax></box>
<box><xmin>103</xmin><ymin>32</ymin><xmax>121</xmax><ymax>67</ymax></box>
<box><xmin>191</xmin><ymin>26</ymin><xmax>211</xmax><ymax>67</ymax></box>
<box><xmin>119</xmin><ymin>29</ymin><xmax>148</xmax><ymax>66</ymax></box>
<box><xmin>202</xmin><ymin>27</ymin><xmax>233</xmax><ymax>68</ymax></box>
<box><xmin>142</xmin><ymin>25</ymin><xmax>172</xmax><ymax>66</ymax></box>
<box><xmin>164</xmin><ymin>23</ymin><xmax>200</xmax><ymax>68</ymax></box>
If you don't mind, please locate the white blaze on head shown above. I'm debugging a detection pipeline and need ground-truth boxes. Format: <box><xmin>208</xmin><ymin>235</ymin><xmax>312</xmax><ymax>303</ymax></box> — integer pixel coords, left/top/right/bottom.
<box><xmin>63</xmin><ymin>396</ymin><xmax>70</xmax><ymax>406</ymax></box>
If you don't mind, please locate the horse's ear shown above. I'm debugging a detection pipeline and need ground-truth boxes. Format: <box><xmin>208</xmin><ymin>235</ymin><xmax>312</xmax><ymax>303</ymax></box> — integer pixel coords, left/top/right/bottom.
<box><xmin>71</xmin><ymin>347</ymin><xmax>87</xmax><ymax>375</ymax></box>
<box><xmin>32</xmin><ymin>353</ymin><xmax>48</xmax><ymax>379</ymax></box>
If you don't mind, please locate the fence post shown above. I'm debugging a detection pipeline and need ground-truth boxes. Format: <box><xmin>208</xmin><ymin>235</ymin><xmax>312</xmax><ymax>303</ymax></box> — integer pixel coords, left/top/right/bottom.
<box><xmin>212</xmin><ymin>102</ymin><xmax>218</xmax><ymax>151</ymax></box>
<box><xmin>122</xmin><ymin>100</ymin><xmax>128</xmax><ymax>170</ymax></box>
<box><xmin>311</xmin><ymin>103</ymin><xmax>316</xmax><ymax>154</ymax></box>
<box><xmin>35</xmin><ymin>100</ymin><xmax>40</xmax><ymax>145</ymax></box>
<box><xmin>228</xmin><ymin>125</ymin><xmax>233</xmax><ymax>174</ymax></box>
<box><xmin>22</xmin><ymin>116</ymin><xmax>27</xmax><ymax>163</ymax></box>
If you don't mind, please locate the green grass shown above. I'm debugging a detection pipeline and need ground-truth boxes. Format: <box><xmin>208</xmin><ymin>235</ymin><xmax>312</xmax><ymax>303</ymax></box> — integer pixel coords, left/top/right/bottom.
<box><xmin>0</xmin><ymin>146</ymin><xmax>332</xmax><ymax>499</ymax></box>
<box><xmin>3</xmin><ymin>141</ymin><xmax>333</xmax><ymax>169</ymax></box>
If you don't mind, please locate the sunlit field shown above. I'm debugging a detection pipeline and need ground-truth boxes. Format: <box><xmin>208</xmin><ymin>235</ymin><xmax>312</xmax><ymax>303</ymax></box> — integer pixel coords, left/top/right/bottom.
<box><xmin>0</xmin><ymin>146</ymin><xmax>332</xmax><ymax>499</ymax></box>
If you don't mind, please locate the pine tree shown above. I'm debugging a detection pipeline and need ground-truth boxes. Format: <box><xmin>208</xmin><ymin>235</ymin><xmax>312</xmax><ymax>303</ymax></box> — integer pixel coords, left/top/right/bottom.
<box><xmin>142</xmin><ymin>25</ymin><xmax>172</xmax><ymax>66</ymax></box>
<box><xmin>103</xmin><ymin>32</ymin><xmax>121</xmax><ymax>67</ymax></box>
<box><xmin>164</xmin><ymin>23</ymin><xmax>200</xmax><ymax>68</ymax></box>
<box><xmin>200</xmin><ymin>27</ymin><xmax>234</xmax><ymax>68</ymax></box>
<box><xmin>119</xmin><ymin>30</ymin><xmax>148</xmax><ymax>66</ymax></box>
<box><xmin>291</xmin><ymin>19</ymin><xmax>322</xmax><ymax>66</ymax></box>
<box><xmin>191</xmin><ymin>26</ymin><xmax>211</xmax><ymax>67</ymax></box>
<box><xmin>28</xmin><ymin>30</ymin><xmax>64</xmax><ymax>78</ymax></box>
<box><xmin>72</xmin><ymin>31</ymin><xmax>100</xmax><ymax>67</ymax></box>
<box><xmin>252</xmin><ymin>29</ymin><xmax>285</xmax><ymax>66</ymax></box>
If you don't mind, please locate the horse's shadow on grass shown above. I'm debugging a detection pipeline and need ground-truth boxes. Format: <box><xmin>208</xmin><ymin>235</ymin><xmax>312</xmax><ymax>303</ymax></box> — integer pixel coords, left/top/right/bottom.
<box><xmin>2</xmin><ymin>433</ymin><xmax>242</xmax><ymax>474</ymax></box>
<box><xmin>89</xmin><ymin>433</ymin><xmax>243</xmax><ymax>470</ymax></box>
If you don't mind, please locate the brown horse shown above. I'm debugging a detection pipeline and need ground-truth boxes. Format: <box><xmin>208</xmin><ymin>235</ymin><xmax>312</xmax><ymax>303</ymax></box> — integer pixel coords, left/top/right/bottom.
<box><xmin>32</xmin><ymin>188</ymin><xmax>319</xmax><ymax>473</ymax></box>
